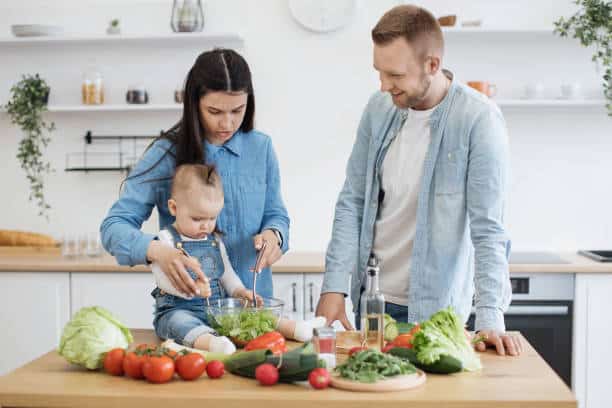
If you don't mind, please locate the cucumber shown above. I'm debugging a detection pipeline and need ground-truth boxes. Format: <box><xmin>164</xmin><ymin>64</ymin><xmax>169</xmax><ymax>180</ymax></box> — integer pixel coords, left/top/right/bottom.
<box><xmin>226</xmin><ymin>342</ymin><xmax>323</xmax><ymax>382</ymax></box>
<box><xmin>387</xmin><ymin>347</ymin><xmax>463</xmax><ymax>374</ymax></box>
<box><xmin>225</xmin><ymin>348</ymin><xmax>269</xmax><ymax>373</ymax></box>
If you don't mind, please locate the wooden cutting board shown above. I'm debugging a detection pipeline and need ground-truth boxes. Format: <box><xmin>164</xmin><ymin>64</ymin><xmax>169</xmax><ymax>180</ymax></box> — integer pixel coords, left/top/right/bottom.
<box><xmin>330</xmin><ymin>370</ymin><xmax>426</xmax><ymax>392</ymax></box>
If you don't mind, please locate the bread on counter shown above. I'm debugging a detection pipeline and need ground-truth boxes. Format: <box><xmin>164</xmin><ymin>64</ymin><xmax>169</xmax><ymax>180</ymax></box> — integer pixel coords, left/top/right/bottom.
<box><xmin>0</xmin><ymin>230</ymin><xmax>58</xmax><ymax>247</ymax></box>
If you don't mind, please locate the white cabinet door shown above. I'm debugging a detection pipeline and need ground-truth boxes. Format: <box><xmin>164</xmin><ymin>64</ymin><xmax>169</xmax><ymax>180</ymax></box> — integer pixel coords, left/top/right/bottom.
<box><xmin>272</xmin><ymin>273</ymin><xmax>304</xmax><ymax>321</ymax></box>
<box><xmin>71</xmin><ymin>273</ymin><xmax>156</xmax><ymax>329</ymax></box>
<box><xmin>0</xmin><ymin>272</ymin><xmax>70</xmax><ymax>375</ymax></box>
<box><xmin>304</xmin><ymin>273</ymin><xmax>355</xmax><ymax>330</ymax></box>
<box><xmin>574</xmin><ymin>274</ymin><xmax>612</xmax><ymax>408</ymax></box>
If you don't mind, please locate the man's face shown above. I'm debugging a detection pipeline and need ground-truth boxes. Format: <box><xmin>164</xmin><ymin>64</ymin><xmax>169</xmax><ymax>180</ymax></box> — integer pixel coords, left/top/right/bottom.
<box><xmin>373</xmin><ymin>37</ymin><xmax>432</xmax><ymax>109</ymax></box>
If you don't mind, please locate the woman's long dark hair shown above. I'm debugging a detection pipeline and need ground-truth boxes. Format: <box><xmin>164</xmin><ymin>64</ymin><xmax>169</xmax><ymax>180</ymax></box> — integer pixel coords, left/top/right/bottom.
<box><xmin>123</xmin><ymin>48</ymin><xmax>255</xmax><ymax>187</ymax></box>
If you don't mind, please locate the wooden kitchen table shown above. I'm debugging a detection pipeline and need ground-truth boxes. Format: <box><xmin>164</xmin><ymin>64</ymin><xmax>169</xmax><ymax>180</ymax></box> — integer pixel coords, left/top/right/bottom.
<box><xmin>0</xmin><ymin>330</ymin><xmax>576</xmax><ymax>408</ymax></box>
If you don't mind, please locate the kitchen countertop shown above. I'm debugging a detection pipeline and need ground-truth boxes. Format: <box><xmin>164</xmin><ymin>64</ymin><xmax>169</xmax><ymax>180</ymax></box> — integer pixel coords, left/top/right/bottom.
<box><xmin>0</xmin><ymin>329</ymin><xmax>575</xmax><ymax>408</ymax></box>
<box><xmin>0</xmin><ymin>251</ymin><xmax>611</xmax><ymax>274</ymax></box>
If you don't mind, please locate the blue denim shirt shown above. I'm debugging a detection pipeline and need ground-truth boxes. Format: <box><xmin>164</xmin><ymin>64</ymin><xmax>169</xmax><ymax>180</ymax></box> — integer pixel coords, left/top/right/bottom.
<box><xmin>321</xmin><ymin>77</ymin><xmax>511</xmax><ymax>332</ymax></box>
<box><xmin>100</xmin><ymin>129</ymin><xmax>290</xmax><ymax>299</ymax></box>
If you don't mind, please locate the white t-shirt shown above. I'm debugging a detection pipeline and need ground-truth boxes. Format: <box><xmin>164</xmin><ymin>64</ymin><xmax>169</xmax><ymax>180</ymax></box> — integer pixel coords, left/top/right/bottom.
<box><xmin>372</xmin><ymin>106</ymin><xmax>435</xmax><ymax>306</ymax></box>
<box><xmin>152</xmin><ymin>230</ymin><xmax>244</xmax><ymax>299</ymax></box>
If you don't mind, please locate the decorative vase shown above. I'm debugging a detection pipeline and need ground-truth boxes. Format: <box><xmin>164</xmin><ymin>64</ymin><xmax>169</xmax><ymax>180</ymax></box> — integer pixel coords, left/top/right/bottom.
<box><xmin>171</xmin><ymin>0</ymin><xmax>204</xmax><ymax>32</ymax></box>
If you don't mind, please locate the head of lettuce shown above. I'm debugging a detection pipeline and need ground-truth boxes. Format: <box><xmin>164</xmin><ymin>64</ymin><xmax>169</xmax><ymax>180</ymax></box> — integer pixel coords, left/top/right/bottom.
<box><xmin>58</xmin><ymin>306</ymin><xmax>133</xmax><ymax>369</ymax></box>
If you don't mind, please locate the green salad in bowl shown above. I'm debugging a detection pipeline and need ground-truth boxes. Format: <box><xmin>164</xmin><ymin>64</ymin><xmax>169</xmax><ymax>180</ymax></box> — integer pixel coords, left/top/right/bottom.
<box><xmin>206</xmin><ymin>297</ymin><xmax>284</xmax><ymax>346</ymax></box>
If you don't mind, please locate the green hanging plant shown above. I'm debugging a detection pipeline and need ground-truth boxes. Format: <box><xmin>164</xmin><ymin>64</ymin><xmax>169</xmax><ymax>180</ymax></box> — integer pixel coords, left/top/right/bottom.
<box><xmin>554</xmin><ymin>0</ymin><xmax>612</xmax><ymax>115</ymax></box>
<box><xmin>4</xmin><ymin>74</ymin><xmax>55</xmax><ymax>219</ymax></box>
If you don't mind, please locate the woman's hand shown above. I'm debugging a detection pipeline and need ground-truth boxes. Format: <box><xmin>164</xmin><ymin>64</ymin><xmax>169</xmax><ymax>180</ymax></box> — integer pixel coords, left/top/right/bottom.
<box><xmin>233</xmin><ymin>287</ymin><xmax>263</xmax><ymax>306</ymax></box>
<box><xmin>147</xmin><ymin>240</ymin><xmax>207</xmax><ymax>297</ymax></box>
<box><xmin>251</xmin><ymin>229</ymin><xmax>282</xmax><ymax>272</ymax></box>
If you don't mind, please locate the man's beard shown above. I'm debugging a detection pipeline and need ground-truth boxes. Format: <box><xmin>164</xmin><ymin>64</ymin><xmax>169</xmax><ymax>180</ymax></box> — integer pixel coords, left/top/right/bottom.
<box><xmin>397</xmin><ymin>76</ymin><xmax>431</xmax><ymax>109</ymax></box>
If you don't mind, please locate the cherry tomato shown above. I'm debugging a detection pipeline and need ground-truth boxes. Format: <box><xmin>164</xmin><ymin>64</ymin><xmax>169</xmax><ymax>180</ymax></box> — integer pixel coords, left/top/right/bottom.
<box><xmin>142</xmin><ymin>355</ymin><xmax>175</xmax><ymax>384</ymax></box>
<box><xmin>175</xmin><ymin>353</ymin><xmax>207</xmax><ymax>381</ymax></box>
<box><xmin>206</xmin><ymin>360</ymin><xmax>225</xmax><ymax>379</ymax></box>
<box><xmin>123</xmin><ymin>352</ymin><xmax>146</xmax><ymax>379</ymax></box>
<box><xmin>308</xmin><ymin>368</ymin><xmax>330</xmax><ymax>389</ymax></box>
<box><xmin>255</xmin><ymin>363</ymin><xmax>279</xmax><ymax>386</ymax></box>
<box><xmin>103</xmin><ymin>348</ymin><xmax>125</xmax><ymax>376</ymax></box>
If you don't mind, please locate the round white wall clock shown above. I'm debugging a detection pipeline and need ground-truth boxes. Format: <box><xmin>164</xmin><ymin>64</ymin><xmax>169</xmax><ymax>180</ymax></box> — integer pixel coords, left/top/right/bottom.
<box><xmin>288</xmin><ymin>0</ymin><xmax>358</xmax><ymax>33</ymax></box>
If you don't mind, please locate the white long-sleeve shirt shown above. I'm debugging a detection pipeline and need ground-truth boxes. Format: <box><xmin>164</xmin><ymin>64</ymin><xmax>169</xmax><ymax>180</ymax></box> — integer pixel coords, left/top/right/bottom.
<box><xmin>152</xmin><ymin>230</ymin><xmax>244</xmax><ymax>299</ymax></box>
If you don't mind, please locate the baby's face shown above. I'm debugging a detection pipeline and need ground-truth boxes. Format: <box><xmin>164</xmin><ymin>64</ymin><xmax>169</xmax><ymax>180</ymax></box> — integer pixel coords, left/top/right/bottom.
<box><xmin>170</xmin><ymin>190</ymin><xmax>223</xmax><ymax>239</ymax></box>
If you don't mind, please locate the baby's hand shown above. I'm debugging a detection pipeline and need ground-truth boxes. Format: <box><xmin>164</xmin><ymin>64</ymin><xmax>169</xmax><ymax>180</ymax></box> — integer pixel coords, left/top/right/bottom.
<box><xmin>234</xmin><ymin>288</ymin><xmax>263</xmax><ymax>306</ymax></box>
<box><xmin>195</xmin><ymin>276</ymin><xmax>211</xmax><ymax>299</ymax></box>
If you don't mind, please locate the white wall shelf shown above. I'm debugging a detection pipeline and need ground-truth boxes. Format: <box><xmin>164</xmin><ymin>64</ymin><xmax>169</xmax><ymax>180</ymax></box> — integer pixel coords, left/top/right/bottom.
<box><xmin>442</xmin><ymin>27</ymin><xmax>554</xmax><ymax>35</ymax></box>
<box><xmin>0</xmin><ymin>32</ymin><xmax>244</xmax><ymax>48</ymax></box>
<box><xmin>495</xmin><ymin>99</ymin><xmax>607</xmax><ymax>108</ymax></box>
<box><xmin>0</xmin><ymin>104</ymin><xmax>182</xmax><ymax>113</ymax></box>
<box><xmin>3</xmin><ymin>100</ymin><xmax>605</xmax><ymax>114</ymax></box>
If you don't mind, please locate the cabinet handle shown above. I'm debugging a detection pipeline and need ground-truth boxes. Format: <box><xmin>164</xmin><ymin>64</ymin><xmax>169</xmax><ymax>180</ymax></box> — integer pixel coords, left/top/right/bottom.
<box><xmin>291</xmin><ymin>282</ymin><xmax>297</xmax><ymax>312</ymax></box>
<box><xmin>309</xmin><ymin>282</ymin><xmax>314</xmax><ymax>313</ymax></box>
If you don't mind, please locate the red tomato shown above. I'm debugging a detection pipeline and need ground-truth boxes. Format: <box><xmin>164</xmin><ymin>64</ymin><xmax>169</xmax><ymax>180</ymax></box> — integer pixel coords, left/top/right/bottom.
<box><xmin>175</xmin><ymin>353</ymin><xmax>206</xmax><ymax>381</ymax></box>
<box><xmin>255</xmin><ymin>363</ymin><xmax>279</xmax><ymax>386</ymax></box>
<box><xmin>308</xmin><ymin>368</ymin><xmax>330</xmax><ymax>389</ymax></box>
<box><xmin>142</xmin><ymin>355</ymin><xmax>175</xmax><ymax>384</ymax></box>
<box><xmin>206</xmin><ymin>360</ymin><xmax>225</xmax><ymax>379</ymax></box>
<box><xmin>103</xmin><ymin>348</ymin><xmax>125</xmax><ymax>376</ymax></box>
<box><xmin>123</xmin><ymin>352</ymin><xmax>146</xmax><ymax>379</ymax></box>
<box><xmin>348</xmin><ymin>346</ymin><xmax>368</xmax><ymax>357</ymax></box>
<box><xmin>409</xmin><ymin>324</ymin><xmax>421</xmax><ymax>335</ymax></box>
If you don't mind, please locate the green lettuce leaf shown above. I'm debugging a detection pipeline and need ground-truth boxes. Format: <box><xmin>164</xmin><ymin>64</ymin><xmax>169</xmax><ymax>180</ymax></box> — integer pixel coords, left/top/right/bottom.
<box><xmin>411</xmin><ymin>307</ymin><xmax>482</xmax><ymax>371</ymax></box>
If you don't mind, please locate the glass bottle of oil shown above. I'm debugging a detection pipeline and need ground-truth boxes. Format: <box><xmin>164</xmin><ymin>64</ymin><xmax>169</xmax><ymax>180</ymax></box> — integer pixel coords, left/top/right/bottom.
<box><xmin>360</xmin><ymin>253</ymin><xmax>385</xmax><ymax>351</ymax></box>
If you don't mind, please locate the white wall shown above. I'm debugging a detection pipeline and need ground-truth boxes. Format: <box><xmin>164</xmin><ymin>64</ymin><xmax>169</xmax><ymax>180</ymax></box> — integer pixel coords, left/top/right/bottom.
<box><xmin>0</xmin><ymin>0</ymin><xmax>610</xmax><ymax>252</ymax></box>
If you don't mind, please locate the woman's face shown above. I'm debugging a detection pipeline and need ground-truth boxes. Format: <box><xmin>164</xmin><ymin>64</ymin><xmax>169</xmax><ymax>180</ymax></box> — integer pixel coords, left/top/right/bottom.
<box><xmin>199</xmin><ymin>91</ymin><xmax>248</xmax><ymax>145</ymax></box>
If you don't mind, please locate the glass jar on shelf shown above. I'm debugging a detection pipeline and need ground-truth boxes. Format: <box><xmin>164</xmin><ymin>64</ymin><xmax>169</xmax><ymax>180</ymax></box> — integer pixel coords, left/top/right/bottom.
<box><xmin>82</xmin><ymin>68</ymin><xmax>104</xmax><ymax>105</ymax></box>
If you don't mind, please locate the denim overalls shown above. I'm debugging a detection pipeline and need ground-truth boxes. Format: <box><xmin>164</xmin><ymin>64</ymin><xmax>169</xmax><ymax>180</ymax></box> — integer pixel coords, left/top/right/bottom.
<box><xmin>151</xmin><ymin>225</ymin><xmax>226</xmax><ymax>347</ymax></box>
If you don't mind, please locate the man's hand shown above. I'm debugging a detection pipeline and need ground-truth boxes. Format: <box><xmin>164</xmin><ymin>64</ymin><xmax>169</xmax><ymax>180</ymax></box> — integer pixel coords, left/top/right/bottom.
<box><xmin>315</xmin><ymin>292</ymin><xmax>354</xmax><ymax>330</ymax></box>
<box><xmin>473</xmin><ymin>330</ymin><xmax>523</xmax><ymax>356</ymax></box>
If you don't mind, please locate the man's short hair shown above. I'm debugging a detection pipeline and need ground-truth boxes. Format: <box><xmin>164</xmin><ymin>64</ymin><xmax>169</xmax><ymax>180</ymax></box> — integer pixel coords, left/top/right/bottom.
<box><xmin>371</xmin><ymin>5</ymin><xmax>444</xmax><ymax>60</ymax></box>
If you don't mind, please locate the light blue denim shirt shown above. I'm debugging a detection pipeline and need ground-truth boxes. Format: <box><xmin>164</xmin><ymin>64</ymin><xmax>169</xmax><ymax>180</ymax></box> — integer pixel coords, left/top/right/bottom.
<box><xmin>321</xmin><ymin>75</ymin><xmax>511</xmax><ymax>332</ymax></box>
<box><xmin>100</xmin><ymin>129</ymin><xmax>290</xmax><ymax>299</ymax></box>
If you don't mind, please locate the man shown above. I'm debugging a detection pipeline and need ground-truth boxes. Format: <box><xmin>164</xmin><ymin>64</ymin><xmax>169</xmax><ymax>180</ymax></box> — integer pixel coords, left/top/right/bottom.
<box><xmin>316</xmin><ymin>5</ymin><xmax>521</xmax><ymax>356</ymax></box>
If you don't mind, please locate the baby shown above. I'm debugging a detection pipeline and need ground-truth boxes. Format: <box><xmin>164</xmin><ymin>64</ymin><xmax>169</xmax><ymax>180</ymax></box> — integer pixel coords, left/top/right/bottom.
<box><xmin>152</xmin><ymin>164</ymin><xmax>324</xmax><ymax>354</ymax></box>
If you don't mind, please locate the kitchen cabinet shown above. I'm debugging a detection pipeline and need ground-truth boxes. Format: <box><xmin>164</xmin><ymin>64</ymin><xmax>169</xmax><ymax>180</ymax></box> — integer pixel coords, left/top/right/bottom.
<box><xmin>271</xmin><ymin>273</ymin><xmax>304</xmax><ymax>322</ymax></box>
<box><xmin>573</xmin><ymin>274</ymin><xmax>612</xmax><ymax>408</ymax></box>
<box><xmin>70</xmin><ymin>273</ymin><xmax>156</xmax><ymax>329</ymax></box>
<box><xmin>0</xmin><ymin>272</ymin><xmax>70</xmax><ymax>375</ymax></box>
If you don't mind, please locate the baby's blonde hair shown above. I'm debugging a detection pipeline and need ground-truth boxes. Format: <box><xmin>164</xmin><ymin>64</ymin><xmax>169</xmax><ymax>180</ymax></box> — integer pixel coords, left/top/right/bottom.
<box><xmin>171</xmin><ymin>164</ymin><xmax>224</xmax><ymax>202</ymax></box>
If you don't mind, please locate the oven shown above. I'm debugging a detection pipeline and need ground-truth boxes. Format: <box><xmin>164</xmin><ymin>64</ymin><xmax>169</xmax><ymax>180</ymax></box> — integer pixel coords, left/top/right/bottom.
<box><xmin>467</xmin><ymin>273</ymin><xmax>574</xmax><ymax>387</ymax></box>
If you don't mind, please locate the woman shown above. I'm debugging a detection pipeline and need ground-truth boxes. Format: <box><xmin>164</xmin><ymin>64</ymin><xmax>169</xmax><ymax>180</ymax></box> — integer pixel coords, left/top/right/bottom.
<box><xmin>100</xmin><ymin>49</ymin><xmax>289</xmax><ymax>299</ymax></box>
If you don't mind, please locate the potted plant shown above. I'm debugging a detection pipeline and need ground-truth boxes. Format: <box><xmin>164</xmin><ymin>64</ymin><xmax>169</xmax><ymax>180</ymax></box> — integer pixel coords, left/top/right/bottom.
<box><xmin>554</xmin><ymin>0</ymin><xmax>611</xmax><ymax>115</ymax></box>
<box><xmin>106</xmin><ymin>18</ymin><xmax>121</xmax><ymax>35</ymax></box>
<box><xmin>4</xmin><ymin>74</ymin><xmax>55</xmax><ymax>218</ymax></box>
